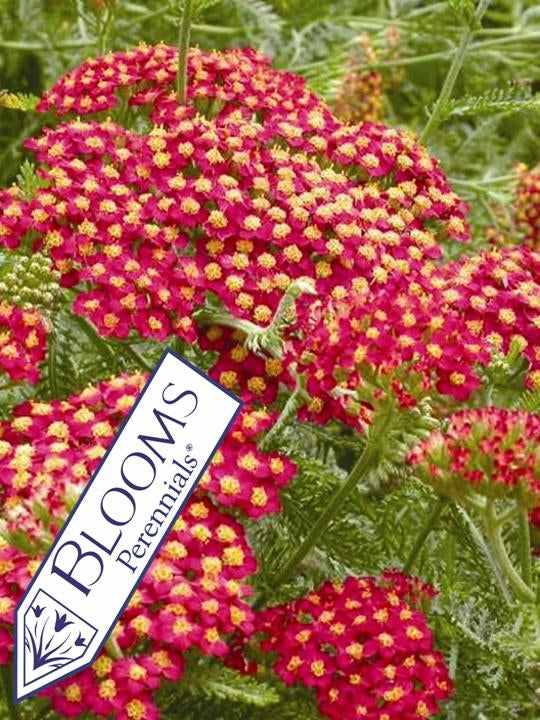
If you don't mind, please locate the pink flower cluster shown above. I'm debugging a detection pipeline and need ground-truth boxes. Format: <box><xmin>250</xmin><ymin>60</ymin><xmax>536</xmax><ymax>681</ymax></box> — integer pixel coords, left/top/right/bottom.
<box><xmin>0</xmin><ymin>44</ymin><xmax>462</xmax><ymax>720</ymax></box>
<box><xmin>37</xmin><ymin>45</ymin><xmax>320</xmax><ymax>123</ymax></box>
<box><xmin>440</xmin><ymin>246</ymin><xmax>540</xmax><ymax>390</ymax></box>
<box><xmin>281</xmin><ymin>241</ymin><xmax>540</xmax><ymax>429</ymax></box>
<box><xmin>0</xmin><ymin>370</ymin><xmax>454</xmax><ymax>720</ymax></box>
<box><xmin>200</xmin><ymin>411</ymin><xmax>296</xmax><ymax>518</ymax></box>
<box><xmin>251</xmin><ymin>573</ymin><xmax>451</xmax><ymax>720</ymax></box>
<box><xmin>409</xmin><ymin>406</ymin><xmax>540</xmax><ymax>511</ymax></box>
<box><xmin>1</xmin><ymin>46</ymin><xmax>468</xmax><ymax>362</ymax></box>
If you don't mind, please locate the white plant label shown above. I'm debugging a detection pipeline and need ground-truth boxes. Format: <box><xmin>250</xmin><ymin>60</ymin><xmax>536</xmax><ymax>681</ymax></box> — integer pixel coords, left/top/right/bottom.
<box><xmin>14</xmin><ymin>349</ymin><xmax>242</xmax><ymax>702</ymax></box>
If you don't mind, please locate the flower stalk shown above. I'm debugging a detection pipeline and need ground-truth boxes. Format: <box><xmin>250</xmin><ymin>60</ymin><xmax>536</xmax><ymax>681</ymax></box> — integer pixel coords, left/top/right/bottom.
<box><xmin>259</xmin><ymin>372</ymin><xmax>308</xmax><ymax>451</ymax></box>
<box><xmin>0</xmin><ymin>663</ymin><xmax>19</xmax><ymax>720</ymax></box>
<box><xmin>518</xmin><ymin>509</ymin><xmax>533</xmax><ymax>590</ymax></box>
<box><xmin>255</xmin><ymin>407</ymin><xmax>393</xmax><ymax>607</ymax></box>
<box><xmin>403</xmin><ymin>497</ymin><xmax>447</xmax><ymax>573</ymax></box>
<box><xmin>177</xmin><ymin>0</ymin><xmax>194</xmax><ymax>104</ymax></box>
<box><xmin>457</xmin><ymin>506</ymin><xmax>512</xmax><ymax>605</ymax></box>
<box><xmin>419</xmin><ymin>0</ymin><xmax>492</xmax><ymax>144</ymax></box>
<box><xmin>47</xmin><ymin>326</ymin><xmax>58</xmax><ymax>399</ymax></box>
<box><xmin>483</xmin><ymin>501</ymin><xmax>535</xmax><ymax>604</ymax></box>
<box><xmin>105</xmin><ymin>635</ymin><xmax>124</xmax><ymax>660</ymax></box>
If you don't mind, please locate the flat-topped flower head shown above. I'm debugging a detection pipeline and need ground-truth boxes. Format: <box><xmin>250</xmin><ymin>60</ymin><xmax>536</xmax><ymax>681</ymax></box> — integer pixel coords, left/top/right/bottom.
<box><xmin>251</xmin><ymin>572</ymin><xmax>451</xmax><ymax>720</ymax></box>
<box><xmin>1</xmin><ymin>46</ymin><xmax>469</xmax><ymax>364</ymax></box>
<box><xmin>37</xmin><ymin>45</ymin><xmax>323</xmax><ymax>125</ymax></box>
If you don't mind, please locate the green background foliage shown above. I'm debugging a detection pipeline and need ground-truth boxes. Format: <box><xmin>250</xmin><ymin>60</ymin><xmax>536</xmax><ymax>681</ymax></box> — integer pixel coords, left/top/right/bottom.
<box><xmin>0</xmin><ymin>1</ymin><xmax>539</xmax><ymax>719</ymax></box>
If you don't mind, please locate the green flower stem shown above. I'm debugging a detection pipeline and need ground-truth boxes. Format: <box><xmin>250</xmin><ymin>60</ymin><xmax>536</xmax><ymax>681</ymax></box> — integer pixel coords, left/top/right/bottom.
<box><xmin>272</xmin><ymin>441</ymin><xmax>380</xmax><ymax>583</ymax></box>
<box><xmin>518</xmin><ymin>510</ymin><xmax>533</xmax><ymax>590</ymax></box>
<box><xmin>458</xmin><ymin>506</ymin><xmax>512</xmax><ymax>605</ymax></box>
<box><xmin>47</xmin><ymin>327</ymin><xmax>58</xmax><ymax>399</ymax></box>
<box><xmin>358</xmin><ymin>29</ymin><xmax>540</xmax><ymax>72</ymax></box>
<box><xmin>419</xmin><ymin>0</ymin><xmax>492</xmax><ymax>144</ymax></box>
<box><xmin>484</xmin><ymin>501</ymin><xmax>535</xmax><ymax>604</ymax></box>
<box><xmin>177</xmin><ymin>0</ymin><xmax>194</xmax><ymax>104</ymax></box>
<box><xmin>451</xmin><ymin>173</ymin><xmax>519</xmax><ymax>187</ymax></box>
<box><xmin>255</xmin><ymin>411</ymin><xmax>392</xmax><ymax>608</ymax></box>
<box><xmin>403</xmin><ymin>497</ymin><xmax>447</xmax><ymax>574</ymax></box>
<box><xmin>191</xmin><ymin>23</ymin><xmax>238</xmax><ymax>35</ymax></box>
<box><xmin>0</xmin><ymin>39</ymin><xmax>92</xmax><ymax>50</ymax></box>
<box><xmin>124</xmin><ymin>1</ymin><xmax>237</xmax><ymax>33</ymax></box>
<box><xmin>105</xmin><ymin>635</ymin><xmax>123</xmax><ymax>660</ymax></box>
<box><xmin>97</xmin><ymin>2</ymin><xmax>116</xmax><ymax>54</ymax></box>
<box><xmin>0</xmin><ymin>663</ymin><xmax>19</xmax><ymax>720</ymax></box>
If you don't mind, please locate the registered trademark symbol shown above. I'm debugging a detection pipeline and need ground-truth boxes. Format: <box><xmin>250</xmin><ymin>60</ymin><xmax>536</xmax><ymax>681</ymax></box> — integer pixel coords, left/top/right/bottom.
<box><xmin>186</xmin><ymin>444</ymin><xmax>193</xmax><ymax>452</ymax></box>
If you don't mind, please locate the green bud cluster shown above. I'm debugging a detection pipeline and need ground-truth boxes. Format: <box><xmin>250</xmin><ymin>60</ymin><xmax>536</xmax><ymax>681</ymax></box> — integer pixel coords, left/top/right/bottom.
<box><xmin>0</xmin><ymin>253</ymin><xmax>62</xmax><ymax>311</ymax></box>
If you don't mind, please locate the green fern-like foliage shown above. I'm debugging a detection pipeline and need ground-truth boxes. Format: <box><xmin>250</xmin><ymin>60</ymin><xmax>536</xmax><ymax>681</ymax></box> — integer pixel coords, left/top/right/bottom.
<box><xmin>438</xmin><ymin>85</ymin><xmax>540</xmax><ymax>121</ymax></box>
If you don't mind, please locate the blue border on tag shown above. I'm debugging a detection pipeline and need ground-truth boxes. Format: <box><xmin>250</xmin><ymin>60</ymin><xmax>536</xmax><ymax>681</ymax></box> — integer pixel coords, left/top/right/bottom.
<box><xmin>14</xmin><ymin>347</ymin><xmax>243</xmax><ymax>702</ymax></box>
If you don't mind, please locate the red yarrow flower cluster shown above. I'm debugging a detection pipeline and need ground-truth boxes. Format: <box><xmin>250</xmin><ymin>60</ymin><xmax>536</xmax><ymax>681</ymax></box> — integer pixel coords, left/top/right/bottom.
<box><xmin>40</xmin><ymin>650</ymin><xmax>179</xmax><ymax>719</ymax></box>
<box><xmin>0</xmin><ymin>46</ymin><xmax>469</xmax><ymax>359</ymax></box>
<box><xmin>37</xmin><ymin>45</ymin><xmax>319</xmax><ymax>124</ymax></box>
<box><xmin>440</xmin><ymin>246</ymin><xmax>540</xmax><ymax>390</ymax></box>
<box><xmin>409</xmin><ymin>406</ymin><xmax>540</xmax><ymax>511</ymax></box>
<box><xmin>199</xmin><ymin>413</ymin><xmax>297</xmax><ymax>518</ymax></box>
<box><xmin>286</xmin><ymin>244</ymin><xmax>540</xmax><ymax>426</ymax></box>
<box><xmin>284</xmin><ymin>278</ymin><xmax>490</xmax><ymax>429</ymax></box>
<box><xmin>253</xmin><ymin>573</ymin><xmax>451</xmax><ymax>720</ymax></box>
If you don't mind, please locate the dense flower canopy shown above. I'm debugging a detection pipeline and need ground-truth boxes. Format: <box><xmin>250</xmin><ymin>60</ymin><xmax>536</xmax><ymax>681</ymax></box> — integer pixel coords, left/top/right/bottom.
<box><xmin>280</xmin><ymin>241</ymin><xmax>540</xmax><ymax>430</ymax></box>
<box><xmin>5</xmin><ymin>46</ymin><xmax>540</xmax><ymax>413</ymax></box>
<box><xmin>0</xmin><ymin>369</ymin><xmax>453</xmax><ymax>720</ymax></box>
<box><xmin>0</xmin><ymin>45</ymin><xmax>468</xmax><ymax>369</ymax></box>
<box><xmin>0</xmin><ymin>373</ymin><xmax>297</xmax><ymax>526</ymax></box>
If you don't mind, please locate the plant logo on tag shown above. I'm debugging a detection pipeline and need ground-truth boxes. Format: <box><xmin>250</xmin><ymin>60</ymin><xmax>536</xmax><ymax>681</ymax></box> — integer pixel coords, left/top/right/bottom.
<box><xmin>14</xmin><ymin>349</ymin><xmax>242</xmax><ymax>702</ymax></box>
